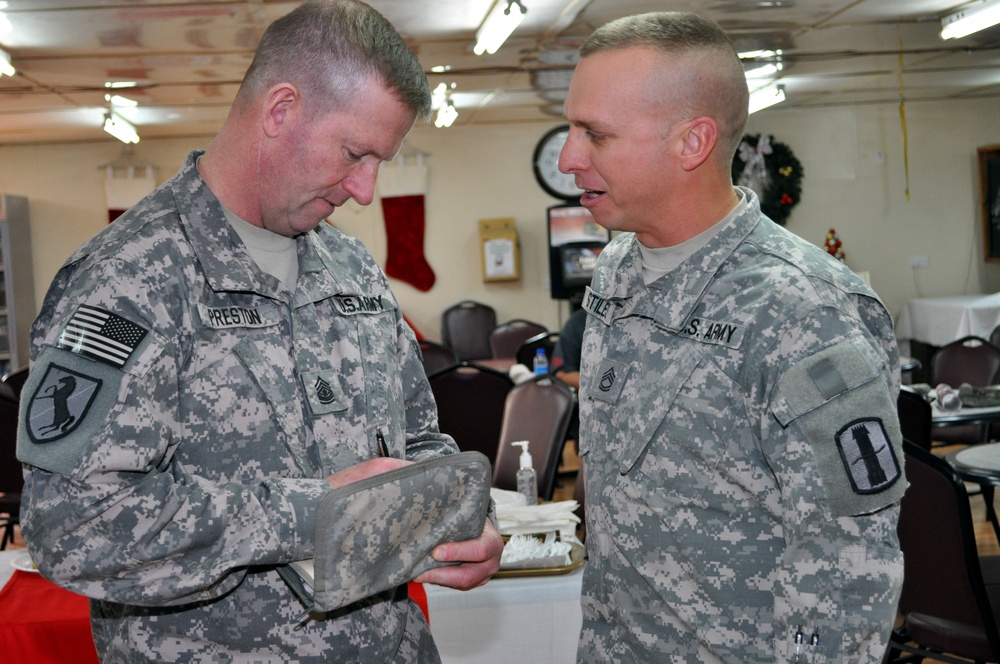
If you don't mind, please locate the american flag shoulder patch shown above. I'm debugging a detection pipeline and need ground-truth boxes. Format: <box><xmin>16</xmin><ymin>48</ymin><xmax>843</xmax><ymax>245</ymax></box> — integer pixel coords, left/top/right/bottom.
<box><xmin>56</xmin><ymin>304</ymin><xmax>149</xmax><ymax>369</ymax></box>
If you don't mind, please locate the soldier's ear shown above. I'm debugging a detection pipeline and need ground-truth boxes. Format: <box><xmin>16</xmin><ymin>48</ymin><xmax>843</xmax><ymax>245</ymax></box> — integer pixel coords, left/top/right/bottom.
<box><xmin>676</xmin><ymin>117</ymin><xmax>717</xmax><ymax>172</ymax></box>
<box><xmin>261</xmin><ymin>83</ymin><xmax>301</xmax><ymax>138</ymax></box>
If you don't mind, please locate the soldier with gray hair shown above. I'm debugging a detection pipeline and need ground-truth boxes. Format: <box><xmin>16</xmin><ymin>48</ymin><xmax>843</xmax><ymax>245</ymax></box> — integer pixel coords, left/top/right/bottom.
<box><xmin>559</xmin><ymin>11</ymin><xmax>905</xmax><ymax>663</ymax></box>
<box><xmin>16</xmin><ymin>1</ymin><xmax>502</xmax><ymax>661</ymax></box>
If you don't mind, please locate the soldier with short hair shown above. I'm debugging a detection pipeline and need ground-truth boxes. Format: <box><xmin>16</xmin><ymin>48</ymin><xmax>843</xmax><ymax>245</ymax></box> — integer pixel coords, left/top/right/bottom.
<box><xmin>559</xmin><ymin>11</ymin><xmax>905</xmax><ymax>663</ymax></box>
<box><xmin>16</xmin><ymin>1</ymin><xmax>502</xmax><ymax>661</ymax></box>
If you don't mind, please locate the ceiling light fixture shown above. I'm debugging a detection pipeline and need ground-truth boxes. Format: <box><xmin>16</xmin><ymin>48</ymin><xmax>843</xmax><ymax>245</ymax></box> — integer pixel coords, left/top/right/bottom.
<box><xmin>0</xmin><ymin>48</ymin><xmax>14</xmax><ymax>77</ymax></box>
<box><xmin>104</xmin><ymin>93</ymin><xmax>138</xmax><ymax>107</ymax></box>
<box><xmin>474</xmin><ymin>0</ymin><xmax>527</xmax><ymax>55</ymax></box>
<box><xmin>104</xmin><ymin>112</ymin><xmax>140</xmax><ymax>144</ymax></box>
<box><xmin>941</xmin><ymin>0</ymin><xmax>1000</xmax><ymax>39</ymax></box>
<box><xmin>748</xmin><ymin>83</ymin><xmax>786</xmax><ymax>114</ymax></box>
<box><xmin>432</xmin><ymin>82</ymin><xmax>458</xmax><ymax>128</ymax></box>
<box><xmin>740</xmin><ymin>49</ymin><xmax>783</xmax><ymax>80</ymax></box>
<box><xmin>435</xmin><ymin>100</ymin><xmax>458</xmax><ymax>128</ymax></box>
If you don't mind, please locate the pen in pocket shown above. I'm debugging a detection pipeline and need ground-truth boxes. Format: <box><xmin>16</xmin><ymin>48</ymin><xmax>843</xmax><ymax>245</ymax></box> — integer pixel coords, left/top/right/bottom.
<box><xmin>376</xmin><ymin>426</ymin><xmax>389</xmax><ymax>457</ymax></box>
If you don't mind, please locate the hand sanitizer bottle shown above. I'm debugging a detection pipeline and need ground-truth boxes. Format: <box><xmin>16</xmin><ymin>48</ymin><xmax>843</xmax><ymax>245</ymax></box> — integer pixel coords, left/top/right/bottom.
<box><xmin>512</xmin><ymin>440</ymin><xmax>538</xmax><ymax>505</ymax></box>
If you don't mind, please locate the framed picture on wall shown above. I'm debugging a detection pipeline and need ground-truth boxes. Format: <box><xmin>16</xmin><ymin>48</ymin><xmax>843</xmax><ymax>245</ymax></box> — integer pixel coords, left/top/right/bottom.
<box><xmin>980</xmin><ymin>145</ymin><xmax>1000</xmax><ymax>262</ymax></box>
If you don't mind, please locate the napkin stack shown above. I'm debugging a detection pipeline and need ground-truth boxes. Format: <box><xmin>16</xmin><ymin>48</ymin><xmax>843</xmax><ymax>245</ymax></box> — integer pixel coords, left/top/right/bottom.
<box><xmin>496</xmin><ymin>500</ymin><xmax>581</xmax><ymax>542</ymax></box>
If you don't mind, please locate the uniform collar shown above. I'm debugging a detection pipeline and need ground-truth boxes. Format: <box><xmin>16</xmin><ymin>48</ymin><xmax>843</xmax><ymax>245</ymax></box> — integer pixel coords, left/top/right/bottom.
<box><xmin>589</xmin><ymin>187</ymin><xmax>764</xmax><ymax>332</ymax></box>
<box><xmin>172</xmin><ymin>150</ymin><xmax>347</xmax><ymax>304</ymax></box>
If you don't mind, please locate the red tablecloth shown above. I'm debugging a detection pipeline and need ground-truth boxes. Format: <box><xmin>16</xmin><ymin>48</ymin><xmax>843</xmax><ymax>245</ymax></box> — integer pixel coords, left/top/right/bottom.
<box><xmin>0</xmin><ymin>571</ymin><xmax>427</xmax><ymax>663</ymax></box>
<box><xmin>0</xmin><ymin>570</ymin><xmax>98</xmax><ymax>664</ymax></box>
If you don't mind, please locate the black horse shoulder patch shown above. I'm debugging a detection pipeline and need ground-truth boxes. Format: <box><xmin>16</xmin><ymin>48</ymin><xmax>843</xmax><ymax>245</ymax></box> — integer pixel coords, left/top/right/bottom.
<box><xmin>27</xmin><ymin>363</ymin><xmax>103</xmax><ymax>444</ymax></box>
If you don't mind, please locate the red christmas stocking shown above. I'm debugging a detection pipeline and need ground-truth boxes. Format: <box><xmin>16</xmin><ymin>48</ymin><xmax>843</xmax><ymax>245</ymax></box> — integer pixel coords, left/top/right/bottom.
<box><xmin>379</xmin><ymin>159</ymin><xmax>436</xmax><ymax>292</ymax></box>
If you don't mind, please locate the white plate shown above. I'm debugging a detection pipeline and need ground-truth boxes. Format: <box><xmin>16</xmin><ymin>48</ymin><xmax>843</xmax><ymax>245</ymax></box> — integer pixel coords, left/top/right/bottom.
<box><xmin>10</xmin><ymin>551</ymin><xmax>39</xmax><ymax>573</ymax></box>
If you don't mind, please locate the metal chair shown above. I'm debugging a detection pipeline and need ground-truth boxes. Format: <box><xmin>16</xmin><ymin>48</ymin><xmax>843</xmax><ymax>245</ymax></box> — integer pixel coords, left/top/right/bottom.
<box><xmin>990</xmin><ymin>325</ymin><xmax>1000</xmax><ymax>351</ymax></box>
<box><xmin>1</xmin><ymin>365</ymin><xmax>28</xmax><ymax>400</ymax></box>
<box><xmin>417</xmin><ymin>339</ymin><xmax>459</xmax><ymax>377</ymax></box>
<box><xmin>0</xmin><ymin>383</ymin><xmax>22</xmax><ymax>549</ymax></box>
<box><xmin>492</xmin><ymin>375</ymin><xmax>575</xmax><ymax>501</ymax></box>
<box><xmin>488</xmin><ymin>319</ymin><xmax>547</xmax><ymax>360</ymax></box>
<box><xmin>440</xmin><ymin>300</ymin><xmax>496</xmax><ymax>362</ymax></box>
<box><xmin>886</xmin><ymin>440</ymin><xmax>1000</xmax><ymax>663</ymax></box>
<box><xmin>428</xmin><ymin>361</ymin><xmax>513</xmax><ymax>467</ymax></box>
<box><xmin>897</xmin><ymin>386</ymin><xmax>933</xmax><ymax>451</ymax></box>
<box><xmin>515</xmin><ymin>331</ymin><xmax>560</xmax><ymax>369</ymax></box>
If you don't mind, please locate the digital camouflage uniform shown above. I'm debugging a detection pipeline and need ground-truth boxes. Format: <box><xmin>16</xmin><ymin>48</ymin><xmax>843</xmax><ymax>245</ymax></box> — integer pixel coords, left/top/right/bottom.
<box><xmin>17</xmin><ymin>150</ymin><xmax>454</xmax><ymax>663</ymax></box>
<box><xmin>576</xmin><ymin>188</ymin><xmax>906</xmax><ymax>663</ymax></box>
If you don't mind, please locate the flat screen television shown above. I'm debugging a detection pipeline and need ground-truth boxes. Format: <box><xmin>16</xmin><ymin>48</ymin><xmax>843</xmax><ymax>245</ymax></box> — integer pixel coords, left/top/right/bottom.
<box><xmin>547</xmin><ymin>204</ymin><xmax>610</xmax><ymax>300</ymax></box>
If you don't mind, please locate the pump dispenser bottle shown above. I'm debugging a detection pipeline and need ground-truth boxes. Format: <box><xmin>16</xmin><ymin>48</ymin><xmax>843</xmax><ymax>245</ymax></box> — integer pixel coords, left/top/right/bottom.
<box><xmin>512</xmin><ymin>440</ymin><xmax>538</xmax><ymax>505</ymax></box>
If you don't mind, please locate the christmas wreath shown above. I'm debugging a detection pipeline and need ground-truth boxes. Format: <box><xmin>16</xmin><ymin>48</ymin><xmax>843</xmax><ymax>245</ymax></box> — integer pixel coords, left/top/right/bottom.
<box><xmin>731</xmin><ymin>133</ymin><xmax>803</xmax><ymax>226</ymax></box>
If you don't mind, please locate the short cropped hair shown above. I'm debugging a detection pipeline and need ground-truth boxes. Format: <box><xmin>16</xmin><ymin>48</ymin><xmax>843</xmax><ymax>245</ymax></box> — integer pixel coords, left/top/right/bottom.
<box><xmin>581</xmin><ymin>12</ymin><xmax>749</xmax><ymax>163</ymax></box>
<box><xmin>235</xmin><ymin>0</ymin><xmax>431</xmax><ymax>121</ymax></box>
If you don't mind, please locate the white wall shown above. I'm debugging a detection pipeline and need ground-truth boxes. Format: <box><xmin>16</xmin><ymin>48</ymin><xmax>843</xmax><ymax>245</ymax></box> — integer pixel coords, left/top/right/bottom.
<box><xmin>1</xmin><ymin>96</ymin><xmax>998</xmax><ymax>343</ymax></box>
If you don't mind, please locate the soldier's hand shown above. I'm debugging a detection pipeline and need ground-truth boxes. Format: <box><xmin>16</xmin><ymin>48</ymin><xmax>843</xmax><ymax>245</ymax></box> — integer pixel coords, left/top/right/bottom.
<box><xmin>412</xmin><ymin>518</ymin><xmax>504</xmax><ymax>590</ymax></box>
<box><xmin>324</xmin><ymin>457</ymin><xmax>412</xmax><ymax>489</ymax></box>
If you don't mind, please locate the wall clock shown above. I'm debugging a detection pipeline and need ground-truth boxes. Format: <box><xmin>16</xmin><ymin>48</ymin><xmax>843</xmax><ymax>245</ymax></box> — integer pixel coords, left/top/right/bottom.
<box><xmin>533</xmin><ymin>124</ymin><xmax>584</xmax><ymax>201</ymax></box>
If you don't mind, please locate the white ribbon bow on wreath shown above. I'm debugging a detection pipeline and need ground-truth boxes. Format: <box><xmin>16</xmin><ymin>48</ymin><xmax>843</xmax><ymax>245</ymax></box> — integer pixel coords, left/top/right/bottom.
<box><xmin>737</xmin><ymin>134</ymin><xmax>773</xmax><ymax>196</ymax></box>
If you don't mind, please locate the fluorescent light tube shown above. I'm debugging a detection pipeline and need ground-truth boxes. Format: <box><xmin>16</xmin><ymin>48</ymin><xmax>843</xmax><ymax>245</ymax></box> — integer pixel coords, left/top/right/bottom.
<box><xmin>474</xmin><ymin>0</ymin><xmax>526</xmax><ymax>55</ymax></box>
<box><xmin>434</xmin><ymin>101</ymin><xmax>458</xmax><ymax>128</ymax></box>
<box><xmin>0</xmin><ymin>48</ymin><xmax>14</xmax><ymax>77</ymax></box>
<box><xmin>748</xmin><ymin>84</ymin><xmax>786</xmax><ymax>114</ymax></box>
<box><xmin>105</xmin><ymin>94</ymin><xmax>138</xmax><ymax>107</ymax></box>
<box><xmin>104</xmin><ymin>113</ymin><xmax>140</xmax><ymax>144</ymax></box>
<box><xmin>941</xmin><ymin>0</ymin><xmax>1000</xmax><ymax>39</ymax></box>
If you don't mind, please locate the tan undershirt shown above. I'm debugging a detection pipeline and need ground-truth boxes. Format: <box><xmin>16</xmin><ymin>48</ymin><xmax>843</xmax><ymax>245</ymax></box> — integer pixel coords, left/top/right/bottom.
<box><xmin>222</xmin><ymin>207</ymin><xmax>299</xmax><ymax>292</ymax></box>
<box><xmin>639</xmin><ymin>190</ymin><xmax>748</xmax><ymax>285</ymax></box>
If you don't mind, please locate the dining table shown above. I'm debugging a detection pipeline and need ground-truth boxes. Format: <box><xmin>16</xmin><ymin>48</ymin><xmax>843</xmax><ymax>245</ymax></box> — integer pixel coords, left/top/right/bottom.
<box><xmin>896</xmin><ymin>293</ymin><xmax>1000</xmax><ymax>350</ymax></box>
<box><xmin>424</xmin><ymin>565</ymin><xmax>583</xmax><ymax>664</ymax></box>
<box><xmin>932</xmin><ymin>402</ymin><xmax>1000</xmax><ymax>428</ymax></box>
<box><xmin>0</xmin><ymin>548</ymin><xmax>99</xmax><ymax>663</ymax></box>
<box><xmin>945</xmin><ymin>441</ymin><xmax>1000</xmax><ymax>542</ymax></box>
<box><xmin>0</xmin><ymin>547</ymin><xmax>584</xmax><ymax>663</ymax></box>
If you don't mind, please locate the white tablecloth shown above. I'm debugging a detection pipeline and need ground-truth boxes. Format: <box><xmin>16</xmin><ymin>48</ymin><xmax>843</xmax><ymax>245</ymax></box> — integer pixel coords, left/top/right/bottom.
<box><xmin>0</xmin><ymin>549</ymin><xmax>21</xmax><ymax>588</ymax></box>
<box><xmin>896</xmin><ymin>293</ymin><xmax>1000</xmax><ymax>347</ymax></box>
<box><xmin>425</xmin><ymin>566</ymin><xmax>583</xmax><ymax>664</ymax></box>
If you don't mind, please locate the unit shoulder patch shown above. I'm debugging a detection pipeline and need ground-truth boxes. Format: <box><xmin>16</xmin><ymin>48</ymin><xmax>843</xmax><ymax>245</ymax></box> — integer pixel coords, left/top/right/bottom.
<box><xmin>27</xmin><ymin>363</ymin><xmax>103</xmax><ymax>444</ymax></box>
<box><xmin>835</xmin><ymin>417</ymin><xmax>900</xmax><ymax>494</ymax></box>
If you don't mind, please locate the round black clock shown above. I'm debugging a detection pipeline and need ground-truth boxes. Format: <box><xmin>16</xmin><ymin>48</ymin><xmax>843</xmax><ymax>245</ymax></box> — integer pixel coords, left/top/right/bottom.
<box><xmin>532</xmin><ymin>124</ymin><xmax>583</xmax><ymax>200</ymax></box>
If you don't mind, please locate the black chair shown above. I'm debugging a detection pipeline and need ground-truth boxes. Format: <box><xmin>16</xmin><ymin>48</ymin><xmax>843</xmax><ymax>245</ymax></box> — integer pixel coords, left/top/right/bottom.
<box><xmin>930</xmin><ymin>336</ymin><xmax>1000</xmax><ymax>446</ymax></box>
<box><xmin>0</xmin><ymin>383</ymin><xmax>22</xmax><ymax>549</ymax></box>
<box><xmin>990</xmin><ymin>325</ymin><xmax>1000</xmax><ymax>351</ymax></box>
<box><xmin>488</xmin><ymin>319</ymin><xmax>547</xmax><ymax>360</ymax></box>
<box><xmin>515</xmin><ymin>332</ymin><xmax>560</xmax><ymax>369</ymax></box>
<box><xmin>440</xmin><ymin>300</ymin><xmax>496</xmax><ymax>362</ymax></box>
<box><xmin>897</xmin><ymin>386</ymin><xmax>933</xmax><ymax>451</ymax></box>
<box><xmin>417</xmin><ymin>339</ymin><xmax>459</xmax><ymax>377</ymax></box>
<box><xmin>887</xmin><ymin>440</ymin><xmax>1000</xmax><ymax>663</ymax></box>
<box><xmin>428</xmin><ymin>361</ymin><xmax>513</xmax><ymax>467</ymax></box>
<box><xmin>492</xmin><ymin>375</ymin><xmax>575</xmax><ymax>501</ymax></box>
<box><xmin>1</xmin><ymin>365</ymin><xmax>28</xmax><ymax>400</ymax></box>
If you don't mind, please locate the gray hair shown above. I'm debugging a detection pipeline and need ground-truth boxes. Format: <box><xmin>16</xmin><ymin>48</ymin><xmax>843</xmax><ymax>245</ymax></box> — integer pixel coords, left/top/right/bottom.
<box><xmin>581</xmin><ymin>12</ymin><xmax>749</xmax><ymax>162</ymax></box>
<box><xmin>235</xmin><ymin>0</ymin><xmax>431</xmax><ymax>121</ymax></box>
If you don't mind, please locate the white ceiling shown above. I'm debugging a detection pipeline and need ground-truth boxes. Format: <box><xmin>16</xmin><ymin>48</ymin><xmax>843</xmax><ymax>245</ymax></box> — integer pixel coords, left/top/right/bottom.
<box><xmin>0</xmin><ymin>0</ymin><xmax>998</xmax><ymax>146</ymax></box>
